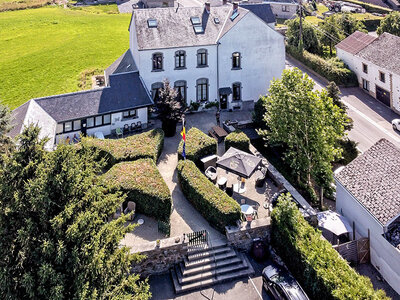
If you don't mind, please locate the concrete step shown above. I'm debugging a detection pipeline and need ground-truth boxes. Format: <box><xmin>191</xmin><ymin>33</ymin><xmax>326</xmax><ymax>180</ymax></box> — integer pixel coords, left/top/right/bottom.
<box><xmin>176</xmin><ymin>260</ymin><xmax>248</xmax><ymax>285</ymax></box>
<box><xmin>180</xmin><ymin>256</ymin><xmax>243</xmax><ymax>277</ymax></box>
<box><xmin>184</xmin><ymin>249</ymin><xmax>237</xmax><ymax>268</ymax></box>
<box><xmin>187</xmin><ymin>246</ymin><xmax>231</xmax><ymax>262</ymax></box>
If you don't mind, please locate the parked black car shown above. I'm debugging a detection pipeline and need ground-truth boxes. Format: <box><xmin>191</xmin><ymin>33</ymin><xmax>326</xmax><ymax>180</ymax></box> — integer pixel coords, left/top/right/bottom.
<box><xmin>262</xmin><ymin>263</ymin><xmax>309</xmax><ymax>300</ymax></box>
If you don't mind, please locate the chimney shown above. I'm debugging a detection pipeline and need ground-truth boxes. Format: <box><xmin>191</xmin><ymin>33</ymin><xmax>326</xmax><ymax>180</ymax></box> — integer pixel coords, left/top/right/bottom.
<box><xmin>233</xmin><ymin>1</ymin><xmax>238</xmax><ymax>10</ymax></box>
<box><xmin>205</xmin><ymin>2</ymin><xmax>211</xmax><ymax>13</ymax></box>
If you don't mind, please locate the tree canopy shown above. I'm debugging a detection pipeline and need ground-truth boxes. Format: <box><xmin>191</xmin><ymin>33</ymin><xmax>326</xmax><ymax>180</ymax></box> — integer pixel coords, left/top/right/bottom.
<box><xmin>286</xmin><ymin>18</ymin><xmax>322</xmax><ymax>54</ymax></box>
<box><xmin>0</xmin><ymin>102</ymin><xmax>13</xmax><ymax>157</ymax></box>
<box><xmin>0</xmin><ymin>125</ymin><xmax>150</xmax><ymax>299</ymax></box>
<box><xmin>258</xmin><ymin>69</ymin><xmax>346</xmax><ymax>200</ymax></box>
<box><xmin>377</xmin><ymin>12</ymin><xmax>400</xmax><ymax>36</ymax></box>
<box><xmin>337</xmin><ymin>13</ymin><xmax>366</xmax><ymax>36</ymax></box>
<box><xmin>320</xmin><ymin>15</ymin><xmax>343</xmax><ymax>56</ymax></box>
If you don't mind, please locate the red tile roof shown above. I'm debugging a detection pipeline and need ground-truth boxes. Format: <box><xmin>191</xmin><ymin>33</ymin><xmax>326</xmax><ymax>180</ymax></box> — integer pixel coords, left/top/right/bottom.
<box><xmin>335</xmin><ymin>31</ymin><xmax>376</xmax><ymax>55</ymax></box>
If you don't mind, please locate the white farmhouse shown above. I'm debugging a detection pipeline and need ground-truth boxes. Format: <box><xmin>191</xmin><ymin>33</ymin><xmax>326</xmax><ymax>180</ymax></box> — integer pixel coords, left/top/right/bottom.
<box><xmin>336</xmin><ymin>31</ymin><xmax>400</xmax><ymax>113</ymax></box>
<box><xmin>128</xmin><ymin>2</ymin><xmax>285</xmax><ymax>110</ymax></box>
<box><xmin>334</xmin><ymin>139</ymin><xmax>400</xmax><ymax>294</ymax></box>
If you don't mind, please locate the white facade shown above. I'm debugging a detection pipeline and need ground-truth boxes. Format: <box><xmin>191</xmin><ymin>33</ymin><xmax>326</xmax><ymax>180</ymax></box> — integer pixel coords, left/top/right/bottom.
<box><xmin>335</xmin><ymin>181</ymin><xmax>400</xmax><ymax>294</ymax></box>
<box><xmin>337</xmin><ymin>48</ymin><xmax>400</xmax><ymax>113</ymax></box>
<box><xmin>265</xmin><ymin>2</ymin><xmax>297</xmax><ymax>19</ymax></box>
<box><xmin>129</xmin><ymin>10</ymin><xmax>285</xmax><ymax>110</ymax></box>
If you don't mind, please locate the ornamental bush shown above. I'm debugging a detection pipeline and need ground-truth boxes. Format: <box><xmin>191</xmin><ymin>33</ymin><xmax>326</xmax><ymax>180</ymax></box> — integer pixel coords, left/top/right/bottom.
<box><xmin>286</xmin><ymin>45</ymin><xmax>358</xmax><ymax>87</ymax></box>
<box><xmin>81</xmin><ymin>128</ymin><xmax>164</xmax><ymax>168</ymax></box>
<box><xmin>177</xmin><ymin>160</ymin><xmax>241</xmax><ymax>232</ymax></box>
<box><xmin>225</xmin><ymin>130</ymin><xmax>250</xmax><ymax>153</ymax></box>
<box><xmin>103</xmin><ymin>159</ymin><xmax>172</xmax><ymax>222</ymax></box>
<box><xmin>178</xmin><ymin>127</ymin><xmax>217</xmax><ymax>167</ymax></box>
<box><xmin>271</xmin><ymin>195</ymin><xmax>389</xmax><ymax>300</ymax></box>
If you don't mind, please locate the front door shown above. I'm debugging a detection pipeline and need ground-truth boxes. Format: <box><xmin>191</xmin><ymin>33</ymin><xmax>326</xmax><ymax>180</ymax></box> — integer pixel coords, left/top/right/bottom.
<box><xmin>376</xmin><ymin>86</ymin><xmax>390</xmax><ymax>106</ymax></box>
<box><xmin>220</xmin><ymin>94</ymin><xmax>228</xmax><ymax>110</ymax></box>
<box><xmin>81</xmin><ymin>119</ymin><xmax>87</xmax><ymax>136</ymax></box>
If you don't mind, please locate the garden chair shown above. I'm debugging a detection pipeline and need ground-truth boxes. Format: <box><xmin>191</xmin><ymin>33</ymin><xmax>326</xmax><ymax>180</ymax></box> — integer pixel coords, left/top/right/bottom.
<box><xmin>130</xmin><ymin>122</ymin><xmax>136</xmax><ymax>132</ymax></box>
<box><xmin>136</xmin><ymin>121</ymin><xmax>142</xmax><ymax>131</ymax></box>
<box><xmin>241</xmin><ymin>199</ymin><xmax>246</xmax><ymax>205</ymax></box>
<box><xmin>124</xmin><ymin>201</ymin><xmax>136</xmax><ymax>221</ymax></box>
<box><xmin>116</xmin><ymin>127</ymin><xmax>123</xmax><ymax>138</ymax></box>
<box><xmin>123</xmin><ymin>124</ymin><xmax>129</xmax><ymax>134</ymax></box>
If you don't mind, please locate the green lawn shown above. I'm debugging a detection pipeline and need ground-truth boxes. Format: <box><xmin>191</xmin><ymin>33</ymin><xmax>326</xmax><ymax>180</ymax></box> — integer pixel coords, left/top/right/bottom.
<box><xmin>0</xmin><ymin>6</ymin><xmax>130</xmax><ymax>109</ymax></box>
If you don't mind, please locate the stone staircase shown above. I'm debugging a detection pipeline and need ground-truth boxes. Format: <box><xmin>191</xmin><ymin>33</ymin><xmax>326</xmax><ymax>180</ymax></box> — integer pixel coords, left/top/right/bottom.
<box><xmin>170</xmin><ymin>240</ymin><xmax>255</xmax><ymax>294</ymax></box>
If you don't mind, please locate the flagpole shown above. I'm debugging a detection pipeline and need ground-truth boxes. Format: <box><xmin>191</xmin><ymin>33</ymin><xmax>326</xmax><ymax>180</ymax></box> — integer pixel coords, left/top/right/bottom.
<box><xmin>182</xmin><ymin>115</ymin><xmax>186</xmax><ymax>161</ymax></box>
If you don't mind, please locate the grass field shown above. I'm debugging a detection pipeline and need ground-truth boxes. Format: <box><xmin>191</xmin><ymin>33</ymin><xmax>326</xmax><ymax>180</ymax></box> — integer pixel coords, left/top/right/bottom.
<box><xmin>0</xmin><ymin>5</ymin><xmax>130</xmax><ymax>109</ymax></box>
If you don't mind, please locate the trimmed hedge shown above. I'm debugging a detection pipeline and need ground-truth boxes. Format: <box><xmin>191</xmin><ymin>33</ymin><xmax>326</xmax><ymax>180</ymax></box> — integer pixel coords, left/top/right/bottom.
<box><xmin>177</xmin><ymin>160</ymin><xmax>241</xmax><ymax>232</ymax></box>
<box><xmin>337</xmin><ymin>0</ymin><xmax>392</xmax><ymax>14</ymax></box>
<box><xmin>81</xmin><ymin>128</ymin><xmax>164</xmax><ymax>168</ymax></box>
<box><xmin>103</xmin><ymin>159</ymin><xmax>172</xmax><ymax>222</ymax></box>
<box><xmin>271</xmin><ymin>195</ymin><xmax>389</xmax><ymax>300</ymax></box>
<box><xmin>225</xmin><ymin>130</ymin><xmax>250</xmax><ymax>153</ymax></box>
<box><xmin>178</xmin><ymin>127</ymin><xmax>217</xmax><ymax>166</ymax></box>
<box><xmin>286</xmin><ymin>45</ymin><xmax>358</xmax><ymax>87</ymax></box>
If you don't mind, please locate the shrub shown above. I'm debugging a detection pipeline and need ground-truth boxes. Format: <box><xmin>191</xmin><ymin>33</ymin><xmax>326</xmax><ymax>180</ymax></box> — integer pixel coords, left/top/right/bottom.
<box><xmin>225</xmin><ymin>130</ymin><xmax>250</xmax><ymax>153</ymax></box>
<box><xmin>271</xmin><ymin>195</ymin><xmax>389</xmax><ymax>300</ymax></box>
<box><xmin>286</xmin><ymin>45</ymin><xmax>358</xmax><ymax>86</ymax></box>
<box><xmin>81</xmin><ymin>128</ymin><xmax>164</xmax><ymax>168</ymax></box>
<box><xmin>103</xmin><ymin>159</ymin><xmax>172</xmax><ymax>222</ymax></box>
<box><xmin>177</xmin><ymin>160</ymin><xmax>241</xmax><ymax>232</ymax></box>
<box><xmin>252</xmin><ymin>97</ymin><xmax>267</xmax><ymax>129</ymax></box>
<box><xmin>336</xmin><ymin>138</ymin><xmax>359</xmax><ymax>165</ymax></box>
<box><xmin>178</xmin><ymin>127</ymin><xmax>217</xmax><ymax>166</ymax></box>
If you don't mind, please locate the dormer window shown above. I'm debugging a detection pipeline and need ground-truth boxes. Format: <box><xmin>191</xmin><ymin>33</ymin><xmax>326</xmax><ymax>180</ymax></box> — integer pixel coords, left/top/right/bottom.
<box><xmin>191</xmin><ymin>16</ymin><xmax>201</xmax><ymax>25</ymax></box>
<box><xmin>230</xmin><ymin>11</ymin><xmax>239</xmax><ymax>21</ymax></box>
<box><xmin>147</xmin><ymin>19</ymin><xmax>157</xmax><ymax>28</ymax></box>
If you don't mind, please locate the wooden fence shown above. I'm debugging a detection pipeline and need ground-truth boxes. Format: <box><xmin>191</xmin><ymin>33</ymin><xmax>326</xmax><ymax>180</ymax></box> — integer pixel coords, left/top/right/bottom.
<box><xmin>333</xmin><ymin>237</ymin><xmax>370</xmax><ymax>264</ymax></box>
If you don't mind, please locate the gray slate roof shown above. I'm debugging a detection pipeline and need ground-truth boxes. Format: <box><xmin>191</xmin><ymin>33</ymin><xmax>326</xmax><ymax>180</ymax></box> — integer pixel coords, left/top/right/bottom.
<box><xmin>356</xmin><ymin>32</ymin><xmax>400</xmax><ymax>75</ymax></box>
<box><xmin>132</xmin><ymin>5</ymin><xmax>249</xmax><ymax>50</ymax></box>
<box><xmin>239</xmin><ymin>3</ymin><xmax>276</xmax><ymax>24</ymax></box>
<box><xmin>33</xmin><ymin>72</ymin><xmax>152</xmax><ymax>122</ymax></box>
<box><xmin>9</xmin><ymin>101</ymin><xmax>30</xmax><ymax>138</ymax></box>
<box><xmin>335</xmin><ymin>139</ymin><xmax>400</xmax><ymax>226</ymax></box>
<box><xmin>104</xmin><ymin>50</ymin><xmax>137</xmax><ymax>84</ymax></box>
<box><xmin>335</xmin><ymin>31</ymin><xmax>376</xmax><ymax>55</ymax></box>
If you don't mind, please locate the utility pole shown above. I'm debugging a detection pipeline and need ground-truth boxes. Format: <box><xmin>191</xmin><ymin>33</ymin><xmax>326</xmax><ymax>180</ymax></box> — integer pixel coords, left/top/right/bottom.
<box><xmin>298</xmin><ymin>0</ymin><xmax>303</xmax><ymax>51</ymax></box>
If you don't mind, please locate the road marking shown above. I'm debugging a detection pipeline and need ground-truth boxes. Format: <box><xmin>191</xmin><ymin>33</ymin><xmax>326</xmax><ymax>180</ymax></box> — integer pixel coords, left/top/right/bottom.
<box><xmin>342</xmin><ymin>100</ymin><xmax>400</xmax><ymax>144</ymax></box>
<box><xmin>248</xmin><ymin>276</ymin><xmax>263</xmax><ymax>300</ymax></box>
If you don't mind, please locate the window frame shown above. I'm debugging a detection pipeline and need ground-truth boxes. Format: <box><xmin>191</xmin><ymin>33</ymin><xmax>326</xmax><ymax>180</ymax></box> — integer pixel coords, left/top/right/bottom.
<box><xmin>282</xmin><ymin>5</ymin><xmax>289</xmax><ymax>12</ymax></box>
<box><xmin>122</xmin><ymin>109</ymin><xmax>137</xmax><ymax>119</ymax></box>
<box><xmin>232</xmin><ymin>82</ymin><xmax>241</xmax><ymax>101</ymax></box>
<box><xmin>197</xmin><ymin>49</ymin><xmax>208</xmax><ymax>67</ymax></box>
<box><xmin>232</xmin><ymin>52</ymin><xmax>241</xmax><ymax>69</ymax></box>
<box><xmin>379</xmin><ymin>71</ymin><xmax>385</xmax><ymax>83</ymax></box>
<box><xmin>196</xmin><ymin>78</ymin><xmax>209</xmax><ymax>102</ymax></box>
<box><xmin>175</xmin><ymin>50</ymin><xmax>186</xmax><ymax>69</ymax></box>
<box><xmin>362</xmin><ymin>63</ymin><xmax>368</xmax><ymax>74</ymax></box>
<box><xmin>152</xmin><ymin>52</ymin><xmax>163</xmax><ymax>71</ymax></box>
<box><xmin>174</xmin><ymin>80</ymin><xmax>187</xmax><ymax>102</ymax></box>
<box><xmin>362</xmin><ymin>78</ymin><xmax>369</xmax><ymax>91</ymax></box>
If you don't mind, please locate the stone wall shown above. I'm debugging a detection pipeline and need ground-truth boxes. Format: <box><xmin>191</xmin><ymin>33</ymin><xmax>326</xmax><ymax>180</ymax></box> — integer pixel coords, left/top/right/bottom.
<box><xmin>130</xmin><ymin>235</ymin><xmax>187</xmax><ymax>277</ymax></box>
<box><xmin>225</xmin><ymin>217</ymin><xmax>271</xmax><ymax>251</ymax></box>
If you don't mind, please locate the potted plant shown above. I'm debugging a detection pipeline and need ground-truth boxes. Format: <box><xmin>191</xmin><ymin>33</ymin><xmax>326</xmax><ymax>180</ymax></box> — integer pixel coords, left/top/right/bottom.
<box><xmin>154</xmin><ymin>79</ymin><xmax>185</xmax><ymax>137</ymax></box>
<box><xmin>189</xmin><ymin>101</ymin><xmax>201</xmax><ymax>113</ymax></box>
<box><xmin>156</xmin><ymin>239</ymin><xmax>160</xmax><ymax>248</ymax></box>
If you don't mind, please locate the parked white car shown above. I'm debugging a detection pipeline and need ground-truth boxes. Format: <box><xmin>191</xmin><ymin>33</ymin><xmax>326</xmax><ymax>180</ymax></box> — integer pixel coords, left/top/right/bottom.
<box><xmin>392</xmin><ymin>119</ymin><xmax>400</xmax><ymax>131</ymax></box>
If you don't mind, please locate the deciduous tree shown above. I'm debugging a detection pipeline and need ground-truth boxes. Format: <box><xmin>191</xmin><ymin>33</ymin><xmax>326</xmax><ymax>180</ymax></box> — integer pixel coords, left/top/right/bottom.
<box><xmin>377</xmin><ymin>12</ymin><xmax>400</xmax><ymax>36</ymax></box>
<box><xmin>258</xmin><ymin>69</ymin><xmax>346</xmax><ymax>201</ymax></box>
<box><xmin>320</xmin><ymin>15</ymin><xmax>343</xmax><ymax>56</ymax></box>
<box><xmin>0</xmin><ymin>102</ymin><xmax>13</xmax><ymax>156</ymax></box>
<box><xmin>0</xmin><ymin>125</ymin><xmax>150</xmax><ymax>300</ymax></box>
<box><xmin>337</xmin><ymin>13</ymin><xmax>366</xmax><ymax>36</ymax></box>
<box><xmin>286</xmin><ymin>18</ymin><xmax>322</xmax><ymax>54</ymax></box>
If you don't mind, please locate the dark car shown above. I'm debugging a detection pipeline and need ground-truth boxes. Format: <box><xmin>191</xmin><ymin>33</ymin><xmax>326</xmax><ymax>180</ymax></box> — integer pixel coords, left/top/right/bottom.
<box><xmin>262</xmin><ymin>263</ymin><xmax>309</xmax><ymax>300</ymax></box>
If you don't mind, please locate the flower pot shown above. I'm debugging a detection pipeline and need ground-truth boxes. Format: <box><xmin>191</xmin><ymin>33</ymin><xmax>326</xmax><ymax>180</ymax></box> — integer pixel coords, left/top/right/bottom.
<box><xmin>162</xmin><ymin>119</ymin><xmax>177</xmax><ymax>137</ymax></box>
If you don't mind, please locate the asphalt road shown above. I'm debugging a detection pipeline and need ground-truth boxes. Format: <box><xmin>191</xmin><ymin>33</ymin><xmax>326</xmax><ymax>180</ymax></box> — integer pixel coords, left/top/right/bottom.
<box><xmin>285</xmin><ymin>57</ymin><xmax>400</xmax><ymax>153</ymax></box>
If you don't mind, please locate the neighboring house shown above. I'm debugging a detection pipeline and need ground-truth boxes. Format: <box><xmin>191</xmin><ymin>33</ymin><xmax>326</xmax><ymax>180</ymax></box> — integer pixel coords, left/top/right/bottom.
<box><xmin>141</xmin><ymin>0</ymin><xmax>174</xmax><ymax>8</ymax></box>
<box><xmin>334</xmin><ymin>139</ymin><xmax>400</xmax><ymax>294</ymax></box>
<box><xmin>9</xmin><ymin>69</ymin><xmax>153</xmax><ymax>149</ymax></box>
<box><xmin>128</xmin><ymin>2</ymin><xmax>285</xmax><ymax>111</ymax></box>
<box><xmin>336</xmin><ymin>31</ymin><xmax>400</xmax><ymax>113</ymax></box>
<box><xmin>244</xmin><ymin>0</ymin><xmax>298</xmax><ymax>19</ymax></box>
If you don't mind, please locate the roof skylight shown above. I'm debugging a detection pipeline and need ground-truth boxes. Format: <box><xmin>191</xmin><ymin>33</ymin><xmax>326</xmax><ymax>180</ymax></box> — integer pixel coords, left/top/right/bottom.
<box><xmin>190</xmin><ymin>16</ymin><xmax>201</xmax><ymax>25</ymax></box>
<box><xmin>147</xmin><ymin>19</ymin><xmax>157</xmax><ymax>28</ymax></box>
<box><xmin>193</xmin><ymin>25</ymin><xmax>204</xmax><ymax>34</ymax></box>
<box><xmin>214</xmin><ymin>17</ymin><xmax>220</xmax><ymax>24</ymax></box>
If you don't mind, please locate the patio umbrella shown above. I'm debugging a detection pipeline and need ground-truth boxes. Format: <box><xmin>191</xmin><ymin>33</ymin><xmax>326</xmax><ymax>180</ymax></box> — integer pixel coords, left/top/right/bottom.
<box><xmin>217</xmin><ymin>147</ymin><xmax>262</xmax><ymax>179</ymax></box>
<box><xmin>317</xmin><ymin>210</ymin><xmax>353</xmax><ymax>236</ymax></box>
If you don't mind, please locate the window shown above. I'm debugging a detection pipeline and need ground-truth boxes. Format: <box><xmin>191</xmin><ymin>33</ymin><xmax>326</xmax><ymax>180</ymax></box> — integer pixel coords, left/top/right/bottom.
<box><xmin>232</xmin><ymin>52</ymin><xmax>241</xmax><ymax>69</ymax></box>
<box><xmin>95</xmin><ymin>116</ymin><xmax>103</xmax><ymax>126</ymax></box>
<box><xmin>175</xmin><ymin>50</ymin><xmax>186</xmax><ymax>69</ymax></box>
<box><xmin>196</xmin><ymin>78</ymin><xmax>208</xmax><ymax>102</ymax></box>
<box><xmin>232</xmin><ymin>82</ymin><xmax>241</xmax><ymax>101</ymax></box>
<box><xmin>147</xmin><ymin>19</ymin><xmax>157</xmax><ymax>28</ymax></box>
<box><xmin>362</xmin><ymin>78</ymin><xmax>369</xmax><ymax>91</ymax></box>
<box><xmin>151</xmin><ymin>82</ymin><xmax>163</xmax><ymax>100</ymax></box>
<box><xmin>190</xmin><ymin>16</ymin><xmax>201</xmax><ymax>25</ymax></box>
<box><xmin>103</xmin><ymin>114</ymin><xmax>111</xmax><ymax>125</ymax></box>
<box><xmin>174</xmin><ymin>80</ymin><xmax>187</xmax><ymax>102</ymax></box>
<box><xmin>230</xmin><ymin>10</ymin><xmax>239</xmax><ymax>21</ymax></box>
<box><xmin>56</xmin><ymin>123</ymin><xmax>63</xmax><ymax>134</ymax></box>
<box><xmin>282</xmin><ymin>5</ymin><xmax>289</xmax><ymax>12</ymax></box>
<box><xmin>362</xmin><ymin>63</ymin><xmax>368</xmax><ymax>74</ymax></box>
<box><xmin>87</xmin><ymin>117</ymin><xmax>95</xmax><ymax>128</ymax></box>
<box><xmin>73</xmin><ymin>120</ymin><xmax>81</xmax><ymax>131</ymax></box>
<box><xmin>193</xmin><ymin>25</ymin><xmax>204</xmax><ymax>34</ymax></box>
<box><xmin>380</xmin><ymin>71</ymin><xmax>385</xmax><ymax>83</ymax></box>
<box><xmin>197</xmin><ymin>49</ymin><xmax>208</xmax><ymax>67</ymax></box>
<box><xmin>64</xmin><ymin>121</ymin><xmax>72</xmax><ymax>132</ymax></box>
<box><xmin>122</xmin><ymin>109</ymin><xmax>137</xmax><ymax>119</ymax></box>
<box><xmin>152</xmin><ymin>53</ymin><xmax>163</xmax><ymax>71</ymax></box>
